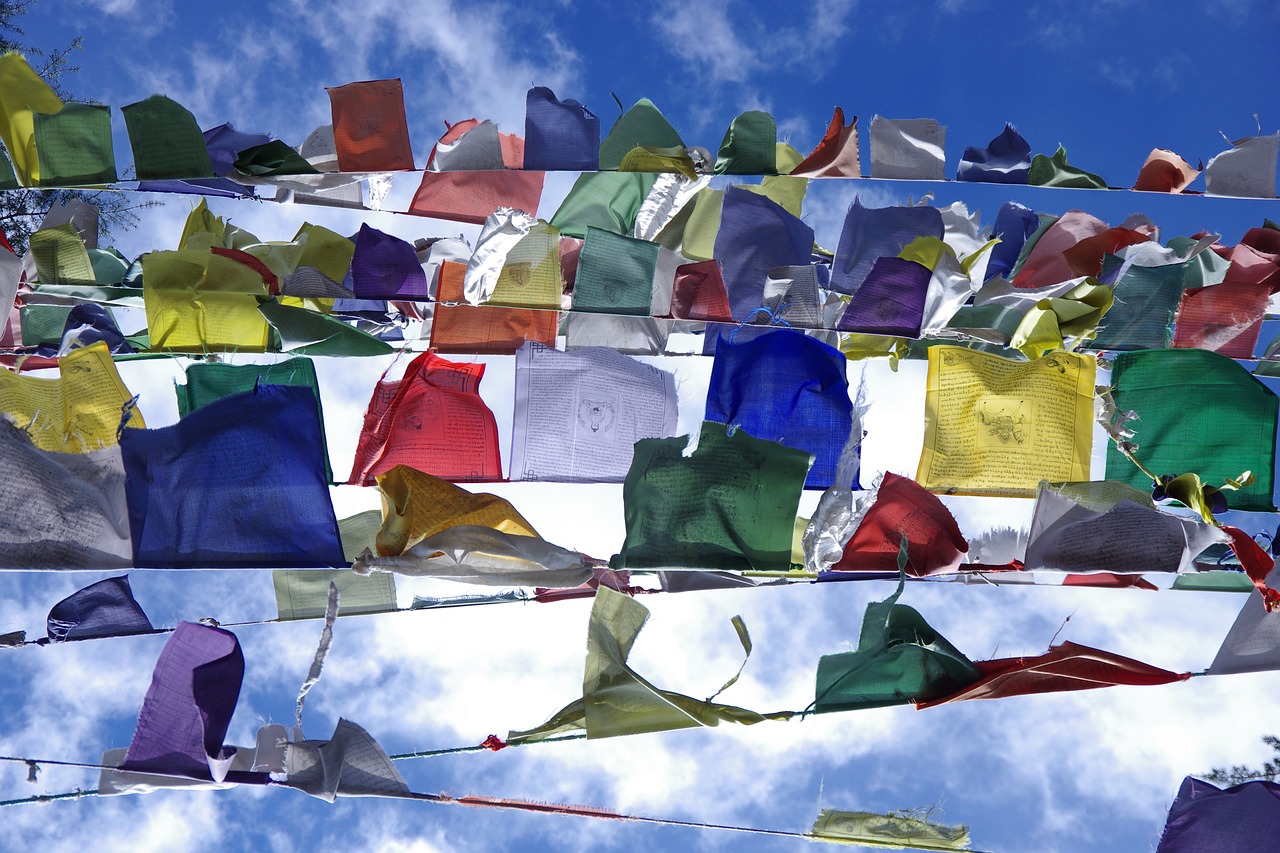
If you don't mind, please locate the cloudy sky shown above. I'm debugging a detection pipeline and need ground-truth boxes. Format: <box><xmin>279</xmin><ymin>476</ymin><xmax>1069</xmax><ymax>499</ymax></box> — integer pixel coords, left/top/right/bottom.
<box><xmin>1</xmin><ymin>0</ymin><xmax>1279</xmax><ymax>851</ymax></box>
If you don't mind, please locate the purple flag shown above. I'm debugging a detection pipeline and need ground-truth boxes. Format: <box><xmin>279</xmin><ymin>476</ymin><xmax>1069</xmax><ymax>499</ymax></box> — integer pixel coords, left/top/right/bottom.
<box><xmin>120</xmin><ymin>622</ymin><xmax>244</xmax><ymax>782</ymax></box>
<box><xmin>1156</xmin><ymin>777</ymin><xmax>1280</xmax><ymax>852</ymax></box>
<box><xmin>46</xmin><ymin>576</ymin><xmax>152</xmax><ymax>642</ymax></box>
<box><xmin>956</xmin><ymin>123</ymin><xmax>1032</xmax><ymax>184</ymax></box>
<box><xmin>837</xmin><ymin>257</ymin><xmax>932</xmax><ymax>338</ymax></box>
<box><xmin>829</xmin><ymin>197</ymin><xmax>942</xmax><ymax>296</ymax></box>
<box><xmin>350</xmin><ymin>223</ymin><xmax>427</xmax><ymax>300</ymax></box>
<box><xmin>203</xmin><ymin>123</ymin><xmax>272</xmax><ymax>177</ymax></box>
<box><xmin>524</xmin><ymin>86</ymin><xmax>599</xmax><ymax>171</ymax></box>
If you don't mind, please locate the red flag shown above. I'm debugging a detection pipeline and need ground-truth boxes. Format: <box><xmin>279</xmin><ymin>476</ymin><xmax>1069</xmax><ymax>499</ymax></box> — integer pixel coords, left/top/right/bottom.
<box><xmin>832</xmin><ymin>472</ymin><xmax>968</xmax><ymax>576</ymax></box>
<box><xmin>410</xmin><ymin>119</ymin><xmax>544</xmax><ymax>225</ymax></box>
<box><xmin>915</xmin><ymin>641</ymin><xmax>1189</xmax><ymax>708</ymax></box>
<box><xmin>667</xmin><ymin>261</ymin><xmax>734</xmax><ymax>322</ymax></box>
<box><xmin>1062</xmin><ymin>573</ymin><xmax>1158</xmax><ymax>590</ymax></box>
<box><xmin>327</xmin><ymin>79</ymin><xmax>415</xmax><ymax>171</ymax></box>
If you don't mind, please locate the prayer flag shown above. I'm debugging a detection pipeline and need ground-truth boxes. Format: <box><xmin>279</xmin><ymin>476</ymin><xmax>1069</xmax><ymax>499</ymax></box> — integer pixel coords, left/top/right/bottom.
<box><xmin>46</xmin><ymin>576</ymin><xmax>151</xmax><ymax>641</ymax></box>
<box><xmin>121</xmin><ymin>95</ymin><xmax>214</xmax><ymax>180</ymax></box>
<box><xmin>837</xmin><ymin>257</ymin><xmax>932</xmax><ymax>338</ymax></box>
<box><xmin>1091</xmin><ymin>260</ymin><xmax>1185</xmax><ymax>350</ymax></box>
<box><xmin>957</xmin><ymin>123</ymin><xmax>1031</xmax><ymax>184</ymax></box>
<box><xmin>714</xmin><ymin>110</ymin><xmax>776</xmax><ymax>174</ymax></box>
<box><xmin>1204</xmin><ymin>134</ymin><xmax>1279</xmax><ymax>198</ymax></box>
<box><xmin>917</xmin><ymin>347</ymin><xmax>1095</xmax><ymax>498</ymax></box>
<box><xmin>272</xmin><ymin>570</ymin><xmax>397</xmax><ymax>621</ymax></box>
<box><xmin>712</xmin><ymin>186</ymin><xmax>813</xmax><ymax>323</ymax></box>
<box><xmin>1208</xmin><ymin>577</ymin><xmax>1280</xmax><ymax>675</ymax></box>
<box><xmin>232</xmin><ymin>140</ymin><xmax>318</xmax><ymax>176</ymax></box>
<box><xmin>285</xmin><ymin>718</ymin><xmax>410</xmax><ymax>801</ymax></box>
<box><xmin>1012</xmin><ymin>210</ymin><xmax>1110</xmax><ymax>289</ymax></box>
<box><xmin>327</xmin><ymin>79</ymin><xmax>415</xmax><ymax>171</ymax></box>
<box><xmin>121</xmin><ymin>384</ymin><xmax>345</xmax><ymax>568</ymax></box>
<box><xmin>524</xmin><ymin>86</ymin><xmax>599</xmax><ymax>171</ymax></box>
<box><xmin>833</xmin><ymin>473</ymin><xmax>968</xmax><ymax>576</ymax></box>
<box><xmin>1172</xmin><ymin>282</ymin><xmax>1269</xmax><ymax>358</ymax></box>
<box><xmin>1156</xmin><ymin>777</ymin><xmax>1280</xmax><ymax>853</ymax></box>
<box><xmin>347</xmin><ymin>349</ymin><xmax>503</xmax><ymax>485</ymax></box>
<box><xmin>870</xmin><ymin>117</ymin><xmax>946</xmax><ymax>180</ymax></box>
<box><xmin>1028</xmin><ymin>145</ymin><xmax>1107</xmax><ymax>189</ymax></box>
<box><xmin>33</xmin><ymin>103</ymin><xmax>116</xmax><ymax>186</ymax></box>
<box><xmin>830</xmin><ymin>197</ymin><xmax>943</xmax><ymax>296</ymax></box>
<box><xmin>667</xmin><ymin>260</ymin><xmax>733</xmax><ymax>321</ymax></box>
<box><xmin>350</xmin><ymin>223</ymin><xmax>427</xmax><ymax>300</ymax></box>
<box><xmin>410</xmin><ymin>119</ymin><xmax>543</xmax><ymax>223</ymax></box>
<box><xmin>143</xmin><ymin>249</ymin><xmax>270</xmax><ymax>352</ymax></box>
<box><xmin>808</xmin><ymin>809</ymin><xmax>971</xmax><ymax>850</ymax></box>
<box><xmin>571</xmin><ymin>227</ymin><xmax>660</xmax><ymax>315</ymax></box>
<box><xmin>791</xmin><ymin>107</ymin><xmax>859</xmax><ymax>178</ymax></box>
<box><xmin>550</xmin><ymin>171</ymin><xmax>655</xmax><ymax>238</ymax></box>
<box><xmin>599</xmin><ymin>98</ymin><xmax>683</xmax><ymax>171</ymax></box>
<box><xmin>429</xmin><ymin>260</ymin><xmax>557</xmax><ymax>354</ymax></box>
<box><xmin>986</xmin><ymin>202</ymin><xmax>1041</xmax><ymax>282</ymax></box>
<box><xmin>0</xmin><ymin>52</ymin><xmax>63</xmax><ymax>185</ymax></box>
<box><xmin>1134</xmin><ymin>148</ymin><xmax>1200</xmax><ymax>193</ymax></box>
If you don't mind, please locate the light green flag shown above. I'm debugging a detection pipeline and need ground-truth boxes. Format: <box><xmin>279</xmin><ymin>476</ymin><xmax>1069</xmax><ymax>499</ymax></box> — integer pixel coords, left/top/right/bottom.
<box><xmin>508</xmin><ymin>586</ymin><xmax>791</xmax><ymax>741</ymax></box>
<box><xmin>29</xmin><ymin>223</ymin><xmax>96</xmax><ymax>284</ymax></box>
<box><xmin>599</xmin><ymin>98</ymin><xmax>684</xmax><ymax>171</ymax></box>
<box><xmin>1028</xmin><ymin>145</ymin><xmax>1107</xmax><ymax>189</ymax></box>
<box><xmin>122</xmin><ymin>95</ymin><xmax>214</xmax><ymax>180</ymax></box>
<box><xmin>742</xmin><ymin>143</ymin><xmax>807</xmax><ymax>217</ymax></box>
<box><xmin>0</xmin><ymin>146</ymin><xmax>17</xmax><ymax>189</ymax></box>
<box><xmin>808</xmin><ymin>809</ymin><xmax>972</xmax><ymax>850</ymax></box>
<box><xmin>1105</xmin><ymin>348</ymin><xmax>1278</xmax><ymax>512</ymax></box>
<box><xmin>19</xmin><ymin>304</ymin><xmax>72</xmax><ymax>345</ymax></box>
<box><xmin>550</xmin><ymin>170</ymin><xmax>656</xmax><ymax>238</ymax></box>
<box><xmin>272</xmin><ymin>569</ymin><xmax>397</xmax><ymax>621</ymax></box>
<box><xmin>570</xmin><ymin>226</ymin><xmax>659</xmax><ymax>315</ymax></box>
<box><xmin>714</xmin><ymin>110</ymin><xmax>777</xmax><ymax>175</ymax></box>
<box><xmin>33</xmin><ymin>103</ymin><xmax>116</xmax><ymax>186</ymax></box>
<box><xmin>661</xmin><ymin>186</ymin><xmax>723</xmax><ymax>261</ymax></box>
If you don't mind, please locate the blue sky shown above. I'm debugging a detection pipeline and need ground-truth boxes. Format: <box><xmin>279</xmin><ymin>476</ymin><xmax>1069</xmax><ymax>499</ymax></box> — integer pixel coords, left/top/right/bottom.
<box><xmin>1</xmin><ymin>1</ymin><xmax>1280</xmax><ymax>851</ymax></box>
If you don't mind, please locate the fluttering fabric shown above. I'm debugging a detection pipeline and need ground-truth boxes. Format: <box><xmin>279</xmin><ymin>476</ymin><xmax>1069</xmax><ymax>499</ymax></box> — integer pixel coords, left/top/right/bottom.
<box><xmin>808</xmin><ymin>809</ymin><xmax>971</xmax><ymax>850</ymax></box>
<box><xmin>1155</xmin><ymin>777</ymin><xmax>1280</xmax><ymax>853</ymax></box>
<box><xmin>1134</xmin><ymin>148</ymin><xmax>1200</xmax><ymax>193</ymax></box>
<box><xmin>1027</xmin><ymin>145</ymin><xmax>1107</xmax><ymax>189</ymax></box>
<box><xmin>790</xmin><ymin>107</ymin><xmax>859</xmax><ymax>178</ymax></box>
<box><xmin>837</xmin><ymin>257</ymin><xmax>932</xmax><ymax>338</ymax></box>
<box><xmin>572</xmin><ymin>227</ymin><xmax>660</xmax><ymax>315</ymax></box>
<box><xmin>350</xmin><ymin>224</ymin><xmax>427</xmax><ymax>300</ymax></box>
<box><xmin>985</xmin><ymin>202</ymin><xmax>1041</xmax><ymax>282</ymax></box>
<box><xmin>704</xmin><ymin>330</ymin><xmax>852</xmax><ymax>489</ymax></box>
<box><xmin>598</xmin><ymin>98</ymin><xmax>684</xmax><ymax>171</ymax></box>
<box><xmin>1204</xmin><ymin>133</ymin><xmax>1279</xmax><ymax>199</ymax></box>
<box><xmin>550</xmin><ymin>171</ymin><xmax>655</xmax><ymax>238</ymax></box>
<box><xmin>120</xmin><ymin>384</ymin><xmax>345</xmax><ymax>568</ymax></box>
<box><xmin>410</xmin><ymin>119</ymin><xmax>543</xmax><ymax>224</ymax></box>
<box><xmin>714</xmin><ymin>110</ymin><xmax>776</xmax><ymax>175</ymax></box>
<box><xmin>613</xmin><ymin>421</ymin><xmax>810</xmax><ymax>571</ymax></box>
<box><xmin>524</xmin><ymin>86</ymin><xmax>599</xmax><ymax>171</ymax></box>
<box><xmin>45</xmin><ymin>576</ymin><xmax>152</xmax><ymax>641</ymax></box>
<box><xmin>121</xmin><ymin>95</ymin><xmax>214</xmax><ymax>181</ymax></box>
<box><xmin>1208</xmin><ymin>575</ymin><xmax>1280</xmax><ymax>675</ymax></box>
<box><xmin>326</xmin><ymin>79</ymin><xmax>414</xmax><ymax>171</ymax></box>
<box><xmin>33</xmin><ymin>103</ymin><xmax>117</xmax><ymax>186</ymax></box>
<box><xmin>429</xmin><ymin>260</ymin><xmax>557</xmax><ymax>354</ymax></box>
<box><xmin>142</xmin><ymin>249</ymin><xmax>270</xmax><ymax>351</ymax></box>
<box><xmin>285</xmin><ymin>718</ymin><xmax>411</xmax><ymax>801</ymax></box>
<box><xmin>830</xmin><ymin>198</ymin><xmax>943</xmax><ymax>296</ymax></box>
<box><xmin>711</xmin><ymin>186</ymin><xmax>813</xmax><ymax>323</ymax></box>
<box><xmin>272</xmin><ymin>569</ymin><xmax>397</xmax><ymax>621</ymax></box>
<box><xmin>833</xmin><ymin>473</ymin><xmax>968</xmax><ymax>576</ymax></box>
<box><xmin>667</xmin><ymin>260</ymin><xmax>733</xmax><ymax>321</ymax></box>
<box><xmin>956</xmin><ymin>123</ymin><xmax>1031</xmax><ymax>184</ymax></box>
<box><xmin>1171</xmin><ymin>281</ymin><xmax>1269</xmax><ymax>358</ymax></box>
<box><xmin>869</xmin><ymin>116</ymin><xmax>946</xmax><ymax>180</ymax></box>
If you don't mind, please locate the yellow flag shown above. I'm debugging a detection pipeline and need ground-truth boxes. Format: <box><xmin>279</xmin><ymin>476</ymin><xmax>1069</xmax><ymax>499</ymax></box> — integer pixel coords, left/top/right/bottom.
<box><xmin>293</xmin><ymin>223</ymin><xmax>356</xmax><ymax>285</ymax></box>
<box><xmin>808</xmin><ymin>809</ymin><xmax>971</xmax><ymax>850</ymax></box>
<box><xmin>0</xmin><ymin>341</ymin><xmax>144</xmax><ymax>451</ymax></box>
<box><xmin>143</xmin><ymin>249</ymin><xmax>270</xmax><ymax>352</ymax></box>
<box><xmin>916</xmin><ymin>347</ymin><xmax>1095</xmax><ymax>497</ymax></box>
<box><xmin>0</xmin><ymin>52</ymin><xmax>64</xmax><ymax>185</ymax></box>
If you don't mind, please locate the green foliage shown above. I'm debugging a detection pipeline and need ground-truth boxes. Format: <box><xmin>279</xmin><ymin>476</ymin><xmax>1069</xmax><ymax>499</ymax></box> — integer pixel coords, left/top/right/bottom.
<box><xmin>1204</xmin><ymin>735</ymin><xmax>1280</xmax><ymax>787</ymax></box>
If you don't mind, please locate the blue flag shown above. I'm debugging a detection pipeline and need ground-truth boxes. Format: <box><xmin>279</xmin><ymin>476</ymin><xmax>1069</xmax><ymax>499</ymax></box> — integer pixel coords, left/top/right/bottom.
<box><xmin>523</xmin><ymin>86</ymin><xmax>599</xmax><ymax>171</ymax></box>
<box><xmin>46</xmin><ymin>576</ymin><xmax>152</xmax><ymax>642</ymax></box>
<box><xmin>829</xmin><ymin>197</ymin><xmax>942</xmax><ymax>295</ymax></box>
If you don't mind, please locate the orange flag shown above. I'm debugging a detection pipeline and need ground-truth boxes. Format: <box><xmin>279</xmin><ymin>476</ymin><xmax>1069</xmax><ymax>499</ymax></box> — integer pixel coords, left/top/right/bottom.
<box><xmin>327</xmin><ymin>79</ymin><xmax>415</xmax><ymax>171</ymax></box>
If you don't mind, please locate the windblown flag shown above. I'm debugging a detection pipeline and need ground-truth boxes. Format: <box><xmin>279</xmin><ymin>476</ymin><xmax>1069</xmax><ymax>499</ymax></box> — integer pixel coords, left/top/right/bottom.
<box><xmin>523</xmin><ymin>86</ymin><xmax>599</xmax><ymax>171</ymax></box>
<box><xmin>121</xmin><ymin>95</ymin><xmax>214</xmax><ymax>181</ymax></box>
<box><xmin>870</xmin><ymin>116</ymin><xmax>946</xmax><ymax>180</ymax></box>
<box><xmin>1028</xmin><ymin>145</ymin><xmax>1107</xmax><ymax>189</ymax></box>
<box><xmin>791</xmin><ymin>107</ymin><xmax>859</xmax><ymax>178</ymax></box>
<box><xmin>956</xmin><ymin>123</ymin><xmax>1031</xmax><ymax>184</ymax></box>
<box><xmin>714</xmin><ymin>110</ymin><xmax>776</xmax><ymax>175</ymax></box>
<box><xmin>1155</xmin><ymin>777</ymin><xmax>1280</xmax><ymax>853</ymax></box>
<box><xmin>350</xmin><ymin>223</ymin><xmax>427</xmax><ymax>300</ymax></box>
<box><xmin>327</xmin><ymin>78</ymin><xmax>415</xmax><ymax>171</ymax></box>
<box><xmin>429</xmin><ymin>260</ymin><xmax>557</xmax><ymax>354</ymax></box>
<box><xmin>46</xmin><ymin>576</ymin><xmax>151</xmax><ymax>642</ymax></box>
<box><xmin>833</xmin><ymin>473</ymin><xmax>969</xmax><ymax>576</ymax></box>
<box><xmin>830</xmin><ymin>197</ymin><xmax>943</xmax><ymax>296</ymax></box>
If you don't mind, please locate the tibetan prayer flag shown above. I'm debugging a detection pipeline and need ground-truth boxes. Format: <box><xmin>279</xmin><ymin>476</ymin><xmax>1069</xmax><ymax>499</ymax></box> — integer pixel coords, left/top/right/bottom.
<box><xmin>0</xmin><ymin>419</ymin><xmax>132</xmax><ymax>569</ymax></box>
<box><xmin>667</xmin><ymin>260</ymin><xmax>733</xmax><ymax>321</ymax></box>
<box><xmin>599</xmin><ymin>98</ymin><xmax>684</xmax><ymax>171</ymax></box>
<box><xmin>869</xmin><ymin>116</ymin><xmax>946</xmax><ymax>180</ymax></box>
<box><xmin>58</xmin><ymin>303</ymin><xmax>134</xmax><ymax>356</ymax></box>
<box><xmin>712</xmin><ymin>186</ymin><xmax>813</xmax><ymax>322</ymax></box>
<box><xmin>1208</xmin><ymin>582</ymin><xmax>1280</xmax><ymax>675</ymax></box>
<box><xmin>29</xmin><ymin>223</ymin><xmax>95</xmax><ymax>284</ymax></box>
<box><xmin>293</xmin><ymin>223</ymin><xmax>355</xmax><ymax>284</ymax></box>
<box><xmin>915</xmin><ymin>641</ymin><xmax>1189</xmax><ymax>708</ymax></box>
<box><xmin>986</xmin><ymin>202</ymin><xmax>1041</xmax><ymax>282</ymax></box>
<box><xmin>714</xmin><ymin>110</ymin><xmax>776</xmax><ymax>174</ymax></box>
<box><xmin>350</xmin><ymin>224</ymin><xmax>427</xmax><ymax>300</ymax></box>
<box><xmin>917</xmin><ymin>347</ymin><xmax>1095</xmax><ymax>498</ymax></box>
<box><xmin>0</xmin><ymin>341</ymin><xmax>143</xmax><ymax>452</ymax></box>
<box><xmin>121</xmin><ymin>95</ymin><xmax>214</xmax><ymax>180</ymax></box>
<box><xmin>524</xmin><ymin>86</ymin><xmax>599</xmax><ymax>171</ymax></box>
<box><xmin>814</xmin><ymin>574</ymin><xmax>980</xmax><ymax>712</ymax></box>
<box><xmin>121</xmin><ymin>384</ymin><xmax>344</xmax><ymax>568</ymax></box>
<box><xmin>1012</xmin><ymin>209</ymin><xmax>1109</xmax><ymax>289</ymax></box>
<box><xmin>1155</xmin><ymin>777</ymin><xmax>1280</xmax><ymax>853</ymax></box>
<box><xmin>0</xmin><ymin>52</ymin><xmax>63</xmax><ymax>185</ymax></box>
<box><xmin>613</xmin><ymin>421</ymin><xmax>810</xmax><ymax>571</ymax></box>
<box><xmin>830</xmin><ymin>197</ymin><xmax>943</xmax><ymax>296</ymax></box>
<box><xmin>232</xmin><ymin>140</ymin><xmax>318</xmax><ymax>176</ymax></box>
<box><xmin>258</xmin><ymin>299</ymin><xmax>394</xmax><ymax>357</ymax></box>
<box><xmin>1172</xmin><ymin>282</ymin><xmax>1269</xmax><ymax>358</ymax></box>
<box><xmin>837</xmin><ymin>257</ymin><xmax>932</xmax><ymax>338</ymax></box>
<box><xmin>1204</xmin><ymin>134</ymin><xmax>1279</xmax><ymax>199</ymax></box>
<box><xmin>373</xmin><ymin>464</ymin><xmax>537</xmax><ymax>556</ymax></box>
<box><xmin>1134</xmin><ymin>148</ymin><xmax>1200</xmax><ymax>193</ymax></box>
<box><xmin>791</xmin><ymin>107</ymin><xmax>859</xmax><ymax>178</ymax></box>
<box><xmin>203</xmin><ymin>123</ymin><xmax>271</xmax><ymax>176</ymax></box>
<box><xmin>486</xmin><ymin>221</ymin><xmax>563</xmax><ymax>309</ymax></box>
<box><xmin>143</xmin><ymin>249</ymin><xmax>270</xmax><ymax>352</ymax></box>
<box><xmin>509</xmin><ymin>586</ymin><xmax>790</xmax><ymax>741</ymax></box>
<box><xmin>347</xmin><ymin>349</ymin><xmax>502</xmax><ymax>485</ymax></box>
<box><xmin>327</xmin><ymin>79</ymin><xmax>414</xmax><ymax>171</ymax></box>
<box><xmin>429</xmin><ymin>260</ymin><xmax>557</xmax><ymax>354</ymax></box>
<box><xmin>1028</xmin><ymin>145</ymin><xmax>1107</xmax><ymax>189</ymax></box>
<box><xmin>705</xmin><ymin>330</ymin><xmax>853</xmax><ymax>489</ymax></box>
<box><xmin>833</xmin><ymin>473</ymin><xmax>968</xmax><ymax>576</ymax></box>
<box><xmin>563</xmin><ymin>313</ymin><xmax>668</xmax><ymax>355</ymax></box>
<box><xmin>272</xmin><ymin>570</ymin><xmax>397</xmax><ymax>621</ymax></box>
<box><xmin>957</xmin><ymin>123</ymin><xmax>1031</xmax><ymax>184</ymax></box>
<box><xmin>465</xmin><ymin>208</ymin><xmax>535</xmax><ymax>304</ymax></box>
<box><xmin>1105</xmin><ymin>349</ymin><xmax>1277</xmax><ymax>512</ymax></box>
<box><xmin>571</xmin><ymin>227</ymin><xmax>660</xmax><ymax>315</ymax></box>
<box><xmin>1091</xmin><ymin>261</ymin><xmax>1185</xmax><ymax>350</ymax></box>
<box><xmin>550</xmin><ymin>171</ymin><xmax>655</xmax><ymax>238</ymax></box>
<box><xmin>410</xmin><ymin>168</ymin><xmax>545</xmax><ymax>225</ymax></box>
<box><xmin>120</xmin><ymin>622</ymin><xmax>244</xmax><ymax>782</ymax></box>
<box><xmin>33</xmin><ymin>103</ymin><xmax>116</xmax><ymax>186</ymax></box>
<box><xmin>511</xmin><ymin>342</ymin><xmax>678</xmax><ymax>483</ymax></box>
<box><xmin>808</xmin><ymin>809</ymin><xmax>971</xmax><ymax>850</ymax></box>
<box><xmin>429</xmin><ymin>119</ymin><xmax>504</xmax><ymax>171</ymax></box>
<box><xmin>285</xmin><ymin>718</ymin><xmax>410</xmax><ymax>801</ymax></box>
<box><xmin>46</xmin><ymin>576</ymin><xmax>151</xmax><ymax>642</ymax></box>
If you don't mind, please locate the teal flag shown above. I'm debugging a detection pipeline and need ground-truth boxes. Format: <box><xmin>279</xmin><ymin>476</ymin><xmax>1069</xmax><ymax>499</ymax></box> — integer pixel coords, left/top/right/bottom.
<box><xmin>34</xmin><ymin>103</ymin><xmax>117</xmax><ymax>186</ymax></box>
<box><xmin>714</xmin><ymin>110</ymin><xmax>776</xmax><ymax>175</ymax></box>
<box><xmin>571</xmin><ymin>226</ymin><xmax>659</xmax><ymax>315</ymax></box>
<box><xmin>599</xmin><ymin>98</ymin><xmax>684</xmax><ymax>171</ymax></box>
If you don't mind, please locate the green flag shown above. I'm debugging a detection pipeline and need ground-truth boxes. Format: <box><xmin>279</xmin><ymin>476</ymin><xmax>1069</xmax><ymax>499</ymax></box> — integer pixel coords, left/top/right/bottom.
<box><xmin>1028</xmin><ymin>145</ymin><xmax>1107</xmax><ymax>189</ymax></box>
<box><xmin>257</xmin><ymin>298</ymin><xmax>393</xmax><ymax>357</ymax></box>
<box><xmin>122</xmin><ymin>95</ymin><xmax>214</xmax><ymax>180</ymax></box>
<box><xmin>714</xmin><ymin>110</ymin><xmax>777</xmax><ymax>175</ymax></box>
<box><xmin>0</xmin><ymin>146</ymin><xmax>17</xmax><ymax>189</ymax></box>
<box><xmin>571</xmin><ymin>226</ymin><xmax>659</xmax><ymax>315</ymax></box>
<box><xmin>599</xmin><ymin>98</ymin><xmax>684</xmax><ymax>171</ymax></box>
<box><xmin>1091</xmin><ymin>259</ymin><xmax>1185</xmax><ymax>350</ymax></box>
<box><xmin>550</xmin><ymin>170</ymin><xmax>656</xmax><ymax>238</ymax></box>
<box><xmin>233</xmin><ymin>140</ymin><xmax>319</xmax><ymax>176</ymax></box>
<box><xmin>34</xmin><ymin>103</ymin><xmax>117</xmax><ymax>186</ymax></box>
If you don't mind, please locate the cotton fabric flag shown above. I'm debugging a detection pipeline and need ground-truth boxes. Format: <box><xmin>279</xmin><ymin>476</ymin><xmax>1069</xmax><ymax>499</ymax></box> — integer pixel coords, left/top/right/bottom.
<box><xmin>705</xmin><ymin>330</ymin><xmax>852</xmax><ymax>489</ymax></box>
<box><xmin>33</xmin><ymin>103</ymin><xmax>116</xmax><ymax>186</ymax></box>
<box><xmin>550</xmin><ymin>171</ymin><xmax>655</xmax><ymax>238</ymax></box>
<box><xmin>232</xmin><ymin>140</ymin><xmax>318</xmax><ymax>176</ymax></box>
<box><xmin>870</xmin><ymin>117</ymin><xmax>946</xmax><ymax>180</ymax></box>
<box><xmin>1155</xmin><ymin>777</ymin><xmax>1280</xmax><ymax>853</ymax></box>
<box><xmin>429</xmin><ymin>119</ymin><xmax>505</xmax><ymax>171</ymax></box>
<box><xmin>272</xmin><ymin>570</ymin><xmax>397</xmax><ymax>621</ymax></box>
<box><xmin>1091</xmin><ymin>261</ymin><xmax>1185</xmax><ymax>350</ymax></box>
<box><xmin>464</xmin><ymin>209</ymin><xmax>536</xmax><ymax>305</ymax></box>
<box><xmin>350</xmin><ymin>224</ymin><xmax>427</xmax><ymax>300</ymax></box>
<box><xmin>957</xmin><ymin>123</ymin><xmax>1031</xmax><ymax>184</ymax></box>
<box><xmin>612</xmin><ymin>421</ymin><xmax>811</xmax><ymax>571</ymax></box>
<box><xmin>571</xmin><ymin>227</ymin><xmax>660</xmax><ymax>315</ymax></box>
<box><xmin>986</xmin><ymin>202</ymin><xmax>1041</xmax><ymax>282</ymax></box>
<box><xmin>1172</xmin><ymin>282</ymin><xmax>1269</xmax><ymax>358</ymax></box>
<box><xmin>509</xmin><ymin>586</ymin><xmax>790</xmax><ymax>741</ymax></box>
<box><xmin>258</xmin><ymin>299</ymin><xmax>394</xmax><ymax>357</ymax></box>
<box><xmin>791</xmin><ymin>107</ymin><xmax>859</xmax><ymax>178</ymax></box>
<box><xmin>410</xmin><ymin>119</ymin><xmax>543</xmax><ymax>223</ymax></box>
<box><xmin>1028</xmin><ymin>145</ymin><xmax>1107</xmax><ymax>189</ymax></box>
<box><xmin>429</xmin><ymin>260</ymin><xmax>557</xmax><ymax>353</ymax></box>
<box><xmin>833</xmin><ymin>473</ymin><xmax>969</xmax><ymax>576</ymax></box>
<box><xmin>917</xmin><ymin>347</ymin><xmax>1095</xmax><ymax>498</ymax></box>
<box><xmin>120</xmin><ymin>622</ymin><xmax>244</xmax><ymax>782</ymax></box>
<box><xmin>813</xmin><ymin>573</ymin><xmax>981</xmax><ymax>712</ymax></box>
<box><xmin>326</xmin><ymin>79</ymin><xmax>414</xmax><ymax>171</ymax></box>
<box><xmin>598</xmin><ymin>98</ymin><xmax>684</xmax><ymax>171</ymax></box>
<box><xmin>524</xmin><ymin>86</ymin><xmax>599</xmax><ymax>171</ymax></box>
<box><xmin>0</xmin><ymin>52</ymin><xmax>64</xmax><ymax>185</ymax></box>
<box><xmin>808</xmin><ymin>809</ymin><xmax>971</xmax><ymax>850</ymax></box>
<box><xmin>485</xmin><ymin>221</ymin><xmax>563</xmax><ymax>309</ymax></box>
<box><xmin>285</xmin><ymin>718</ymin><xmax>410</xmax><ymax>801</ymax></box>
<box><xmin>1204</xmin><ymin>133</ymin><xmax>1279</xmax><ymax>198</ymax></box>
<box><xmin>348</xmin><ymin>349</ymin><xmax>503</xmax><ymax>485</ymax></box>
<box><xmin>1011</xmin><ymin>210</ymin><xmax>1110</xmax><ymax>289</ymax></box>
<box><xmin>45</xmin><ymin>576</ymin><xmax>152</xmax><ymax>641</ymax></box>
<box><xmin>373</xmin><ymin>464</ymin><xmax>537</xmax><ymax>557</ymax></box>
<box><xmin>121</xmin><ymin>95</ymin><xmax>214</xmax><ymax>180</ymax></box>
<box><xmin>143</xmin><ymin>249</ymin><xmax>270</xmax><ymax>352</ymax></box>
<box><xmin>511</xmin><ymin>342</ymin><xmax>678</xmax><ymax>483</ymax></box>
<box><xmin>1208</xmin><ymin>573</ymin><xmax>1280</xmax><ymax>675</ymax></box>
<box><xmin>0</xmin><ymin>341</ymin><xmax>143</xmax><ymax>452</ymax></box>
<box><xmin>916</xmin><ymin>641</ymin><xmax>1189</xmax><ymax>708</ymax></box>
<box><xmin>666</xmin><ymin>260</ymin><xmax>733</xmax><ymax>321</ymax></box>
<box><xmin>562</xmin><ymin>313</ymin><xmax>670</xmax><ymax>355</ymax></box>
<box><xmin>711</xmin><ymin>186</ymin><xmax>814</xmax><ymax>324</ymax></box>
<box><xmin>1134</xmin><ymin>148</ymin><xmax>1200</xmax><ymax>193</ymax></box>
<box><xmin>714</xmin><ymin>110</ymin><xmax>776</xmax><ymax>174</ymax></box>
<box><xmin>830</xmin><ymin>198</ymin><xmax>943</xmax><ymax>296</ymax></box>
<box><xmin>29</xmin><ymin>223</ymin><xmax>95</xmax><ymax>284</ymax></box>
<box><xmin>1105</xmin><ymin>349</ymin><xmax>1277</xmax><ymax>512</ymax></box>
<box><xmin>837</xmin><ymin>257</ymin><xmax>932</xmax><ymax>338</ymax></box>
<box><xmin>121</xmin><ymin>384</ymin><xmax>344</xmax><ymax>568</ymax></box>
